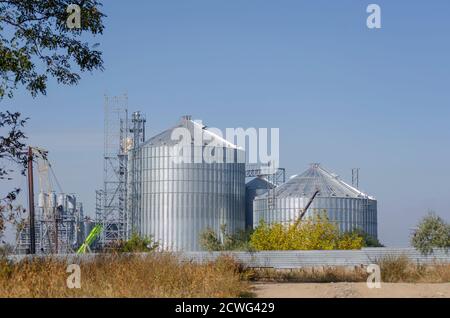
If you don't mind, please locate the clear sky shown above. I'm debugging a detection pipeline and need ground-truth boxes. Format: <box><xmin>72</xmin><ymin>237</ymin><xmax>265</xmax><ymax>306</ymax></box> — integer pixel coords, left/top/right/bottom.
<box><xmin>2</xmin><ymin>0</ymin><xmax>450</xmax><ymax>246</ymax></box>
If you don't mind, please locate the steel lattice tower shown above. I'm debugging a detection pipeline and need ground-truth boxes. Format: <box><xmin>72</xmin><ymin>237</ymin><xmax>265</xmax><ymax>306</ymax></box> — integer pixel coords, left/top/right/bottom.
<box><xmin>96</xmin><ymin>94</ymin><xmax>129</xmax><ymax>247</ymax></box>
<box><xmin>96</xmin><ymin>95</ymin><xmax>146</xmax><ymax>248</ymax></box>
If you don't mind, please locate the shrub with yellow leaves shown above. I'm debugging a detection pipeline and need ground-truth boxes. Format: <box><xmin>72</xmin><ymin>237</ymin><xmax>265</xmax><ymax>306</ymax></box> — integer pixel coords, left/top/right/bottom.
<box><xmin>250</xmin><ymin>212</ymin><xmax>363</xmax><ymax>251</ymax></box>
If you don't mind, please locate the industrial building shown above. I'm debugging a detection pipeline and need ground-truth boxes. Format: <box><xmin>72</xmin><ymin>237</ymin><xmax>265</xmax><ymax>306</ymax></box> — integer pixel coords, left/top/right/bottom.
<box><xmin>252</xmin><ymin>163</ymin><xmax>378</xmax><ymax>238</ymax></box>
<box><xmin>11</xmin><ymin>93</ymin><xmax>379</xmax><ymax>254</ymax></box>
<box><xmin>127</xmin><ymin>116</ymin><xmax>246</xmax><ymax>251</ymax></box>
<box><xmin>16</xmin><ymin>192</ymin><xmax>86</xmax><ymax>254</ymax></box>
<box><xmin>93</xmin><ymin>97</ymin><xmax>378</xmax><ymax>251</ymax></box>
<box><xmin>15</xmin><ymin>147</ymin><xmax>88</xmax><ymax>254</ymax></box>
<box><xmin>17</xmin><ymin>101</ymin><xmax>379</xmax><ymax>254</ymax></box>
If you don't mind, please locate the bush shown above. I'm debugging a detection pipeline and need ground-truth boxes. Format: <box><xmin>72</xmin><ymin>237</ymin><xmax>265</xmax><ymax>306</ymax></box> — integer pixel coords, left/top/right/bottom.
<box><xmin>200</xmin><ymin>228</ymin><xmax>223</xmax><ymax>251</ymax></box>
<box><xmin>337</xmin><ymin>232</ymin><xmax>366</xmax><ymax>250</ymax></box>
<box><xmin>375</xmin><ymin>255</ymin><xmax>450</xmax><ymax>283</ymax></box>
<box><xmin>377</xmin><ymin>255</ymin><xmax>413</xmax><ymax>282</ymax></box>
<box><xmin>348</xmin><ymin>228</ymin><xmax>384</xmax><ymax>247</ymax></box>
<box><xmin>250</xmin><ymin>213</ymin><xmax>363</xmax><ymax>251</ymax></box>
<box><xmin>200</xmin><ymin>225</ymin><xmax>253</xmax><ymax>252</ymax></box>
<box><xmin>108</xmin><ymin>232</ymin><xmax>159</xmax><ymax>253</ymax></box>
<box><xmin>411</xmin><ymin>212</ymin><xmax>450</xmax><ymax>255</ymax></box>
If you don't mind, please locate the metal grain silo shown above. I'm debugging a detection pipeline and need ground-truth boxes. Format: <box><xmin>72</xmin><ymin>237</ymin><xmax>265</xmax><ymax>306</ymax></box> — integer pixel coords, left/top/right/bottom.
<box><xmin>245</xmin><ymin>177</ymin><xmax>275</xmax><ymax>229</ymax></box>
<box><xmin>128</xmin><ymin>116</ymin><xmax>246</xmax><ymax>251</ymax></box>
<box><xmin>253</xmin><ymin>163</ymin><xmax>378</xmax><ymax>238</ymax></box>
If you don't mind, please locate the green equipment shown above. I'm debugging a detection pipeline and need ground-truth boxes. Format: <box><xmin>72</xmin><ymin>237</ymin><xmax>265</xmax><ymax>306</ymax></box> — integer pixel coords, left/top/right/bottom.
<box><xmin>76</xmin><ymin>225</ymin><xmax>102</xmax><ymax>254</ymax></box>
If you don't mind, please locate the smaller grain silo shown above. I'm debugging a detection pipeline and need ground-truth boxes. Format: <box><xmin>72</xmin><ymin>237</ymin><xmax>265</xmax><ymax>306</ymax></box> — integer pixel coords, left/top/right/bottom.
<box><xmin>245</xmin><ymin>177</ymin><xmax>275</xmax><ymax>229</ymax></box>
<box><xmin>253</xmin><ymin>164</ymin><xmax>378</xmax><ymax>238</ymax></box>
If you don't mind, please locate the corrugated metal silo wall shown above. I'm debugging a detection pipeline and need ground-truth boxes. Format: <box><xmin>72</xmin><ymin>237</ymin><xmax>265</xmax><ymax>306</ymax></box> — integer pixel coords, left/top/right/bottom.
<box><xmin>245</xmin><ymin>187</ymin><xmax>257</xmax><ymax>230</ymax></box>
<box><xmin>253</xmin><ymin>196</ymin><xmax>378</xmax><ymax>238</ymax></box>
<box><xmin>245</xmin><ymin>187</ymin><xmax>271</xmax><ymax>230</ymax></box>
<box><xmin>129</xmin><ymin>145</ymin><xmax>246</xmax><ymax>251</ymax></box>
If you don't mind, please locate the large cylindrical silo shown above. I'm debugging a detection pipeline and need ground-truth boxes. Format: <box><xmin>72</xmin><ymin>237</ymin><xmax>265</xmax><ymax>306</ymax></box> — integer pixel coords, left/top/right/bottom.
<box><xmin>128</xmin><ymin>116</ymin><xmax>246</xmax><ymax>251</ymax></box>
<box><xmin>253</xmin><ymin>164</ymin><xmax>378</xmax><ymax>238</ymax></box>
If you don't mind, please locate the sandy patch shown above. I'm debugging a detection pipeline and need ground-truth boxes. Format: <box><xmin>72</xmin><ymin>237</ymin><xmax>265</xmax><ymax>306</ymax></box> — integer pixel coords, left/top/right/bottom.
<box><xmin>253</xmin><ymin>282</ymin><xmax>450</xmax><ymax>298</ymax></box>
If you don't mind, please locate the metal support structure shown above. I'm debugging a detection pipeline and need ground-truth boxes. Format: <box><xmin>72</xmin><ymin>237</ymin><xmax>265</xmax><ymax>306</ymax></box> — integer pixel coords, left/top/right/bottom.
<box><xmin>131</xmin><ymin>111</ymin><xmax>146</xmax><ymax>150</ymax></box>
<box><xmin>27</xmin><ymin>147</ymin><xmax>36</xmax><ymax>254</ymax></box>
<box><xmin>96</xmin><ymin>96</ymin><xmax>146</xmax><ymax>246</ymax></box>
<box><xmin>127</xmin><ymin>111</ymin><xmax>146</xmax><ymax>238</ymax></box>
<box><xmin>294</xmin><ymin>189</ymin><xmax>320</xmax><ymax>227</ymax></box>
<box><xmin>245</xmin><ymin>164</ymin><xmax>286</xmax><ymax>187</ymax></box>
<box><xmin>96</xmin><ymin>94</ymin><xmax>129</xmax><ymax>247</ymax></box>
<box><xmin>77</xmin><ymin>224</ymin><xmax>102</xmax><ymax>254</ymax></box>
<box><xmin>17</xmin><ymin>149</ymin><xmax>83</xmax><ymax>254</ymax></box>
<box><xmin>245</xmin><ymin>163</ymin><xmax>285</xmax><ymax>215</ymax></box>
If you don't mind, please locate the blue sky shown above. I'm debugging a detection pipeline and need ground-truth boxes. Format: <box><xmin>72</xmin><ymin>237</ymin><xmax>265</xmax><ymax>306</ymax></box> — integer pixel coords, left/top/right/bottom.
<box><xmin>2</xmin><ymin>0</ymin><xmax>450</xmax><ymax>246</ymax></box>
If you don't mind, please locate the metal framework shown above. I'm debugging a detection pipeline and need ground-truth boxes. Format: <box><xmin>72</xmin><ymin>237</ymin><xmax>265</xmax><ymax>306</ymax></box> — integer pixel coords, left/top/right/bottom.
<box><xmin>96</xmin><ymin>95</ymin><xmax>129</xmax><ymax>246</ymax></box>
<box><xmin>245</xmin><ymin>164</ymin><xmax>286</xmax><ymax>186</ymax></box>
<box><xmin>245</xmin><ymin>163</ymin><xmax>286</xmax><ymax>214</ymax></box>
<box><xmin>127</xmin><ymin>111</ymin><xmax>146</xmax><ymax>238</ymax></box>
<box><xmin>16</xmin><ymin>212</ymin><xmax>80</xmax><ymax>254</ymax></box>
<box><xmin>15</xmin><ymin>149</ymin><xmax>83</xmax><ymax>254</ymax></box>
<box><xmin>96</xmin><ymin>95</ymin><xmax>146</xmax><ymax>246</ymax></box>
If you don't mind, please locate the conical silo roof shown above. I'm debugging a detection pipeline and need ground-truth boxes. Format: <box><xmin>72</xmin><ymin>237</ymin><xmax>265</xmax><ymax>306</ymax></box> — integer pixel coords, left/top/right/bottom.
<box><xmin>246</xmin><ymin>176</ymin><xmax>276</xmax><ymax>191</ymax></box>
<box><xmin>142</xmin><ymin>115</ymin><xmax>241</xmax><ymax>149</ymax></box>
<box><xmin>264</xmin><ymin>163</ymin><xmax>374</xmax><ymax>199</ymax></box>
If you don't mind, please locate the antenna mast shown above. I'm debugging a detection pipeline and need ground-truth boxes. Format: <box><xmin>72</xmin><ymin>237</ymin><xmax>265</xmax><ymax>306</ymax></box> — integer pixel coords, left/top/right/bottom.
<box><xmin>352</xmin><ymin>168</ymin><xmax>360</xmax><ymax>188</ymax></box>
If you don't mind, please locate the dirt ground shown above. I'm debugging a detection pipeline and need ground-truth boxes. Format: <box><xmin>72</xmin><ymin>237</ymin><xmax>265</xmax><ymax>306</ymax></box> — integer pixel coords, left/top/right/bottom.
<box><xmin>253</xmin><ymin>283</ymin><xmax>450</xmax><ymax>298</ymax></box>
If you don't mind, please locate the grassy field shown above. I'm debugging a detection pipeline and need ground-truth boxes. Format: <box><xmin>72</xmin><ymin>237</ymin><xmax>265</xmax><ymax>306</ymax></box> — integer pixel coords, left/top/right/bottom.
<box><xmin>0</xmin><ymin>253</ymin><xmax>449</xmax><ymax>297</ymax></box>
<box><xmin>0</xmin><ymin>254</ymin><xmax>251</xmax><ymax>298</ymax></box>
<box><xmin>249</xmin><ymin>255</ymin><xmax>450</xmax><ymax>284</ymax></box>
<box><xmin>377</xmin><ymin>255</ymin><xmax>450</xmax><ymax>283</ymax></box>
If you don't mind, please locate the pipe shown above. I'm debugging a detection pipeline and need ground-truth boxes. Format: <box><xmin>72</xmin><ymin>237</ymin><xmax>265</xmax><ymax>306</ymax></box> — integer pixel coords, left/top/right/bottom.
<box><xmin>294</xmin><ymin>189</ymin><xmax>320</xmax><ymax>228</ymax></box>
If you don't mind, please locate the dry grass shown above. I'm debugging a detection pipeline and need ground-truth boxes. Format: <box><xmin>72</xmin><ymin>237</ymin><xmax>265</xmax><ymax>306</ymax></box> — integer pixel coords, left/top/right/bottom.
<box><xmin>248</xmin><ymin>256</ymin><xmax>450</xmax><ymax>284</ymax></box>
<box><xmin>248</xmin><ymin>266</ymin><xmax>367</xmax><ymax>283</ymax></box>
<box><xmin>0</xmin><ymin>254</ymin><xmax>251</xmax><ymax>298</ymax></box>
<box><xmin>377</xmin><ymin>255</ymin><xmax>450</xmax><ymax>283</ymax></box>
<box><xmin>1</xmin><ymin>253</ymin><xmax>449</xmax><ymax>297</ymax></box>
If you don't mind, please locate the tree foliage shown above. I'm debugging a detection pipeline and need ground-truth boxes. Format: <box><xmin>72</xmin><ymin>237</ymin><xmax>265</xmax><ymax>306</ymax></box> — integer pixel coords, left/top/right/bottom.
<box><xmin>0</xmin><ymin>111</ymin><xmax>27</xmax><ymax>181</ymax></box>
<box><xmin>0</xmin><ymin>0</ymin><xmax>105</xmax><ymax>238</ymax></box>
<box><xmin>411</xmin><ymin>212</ymin><xmax>450</xmax><ymax>255</ymax></box>
<box><xmin>200</xmin><ymin>224</ymin><xmax>253</xmax><ymax>252</ymax></box>
<box><xmin>249</xmin><ymin>213</ymin><xmax>364</xmax><ymax>251</ymax></box>
<box><xmin>0</xmin><ymin>0</ymin><xmax>105</xmax><ymax>98</ymax></box>
<box><xmin>0</xmin><ymin>111</ymin><xmax>28</xmax><ymax>236</ymax></box>
<box><xmin>348</xmin><ymin>228</ymin><xmax>384</xmax><ymax>247</ymax></box>
<box><xmin>108</xmin><ymin>232</ymin><xmax>159</xmax><ymax>253</ymax></box>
